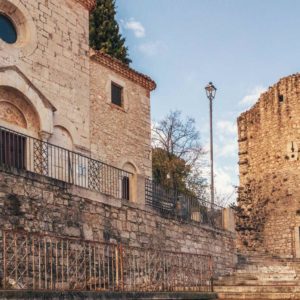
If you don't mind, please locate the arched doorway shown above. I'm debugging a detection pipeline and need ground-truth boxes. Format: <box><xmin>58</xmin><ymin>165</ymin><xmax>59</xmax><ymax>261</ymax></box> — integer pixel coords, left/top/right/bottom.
<box><xmin>0</xmin><ymin>86</ymin><xmax>40</xmax><ymax>170</ymax></box>
<box><xmin>122</xmin><ymin>162</ymin><xmax>138</xmax><ymax>202</ymax></box>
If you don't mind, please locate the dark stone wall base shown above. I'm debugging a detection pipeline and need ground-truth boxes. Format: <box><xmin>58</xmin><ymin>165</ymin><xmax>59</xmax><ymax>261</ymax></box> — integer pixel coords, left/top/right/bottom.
<box><xmin>0</xmin><ymin>291</ymin><xmax>217</xmax><ymax>300</ymax></box>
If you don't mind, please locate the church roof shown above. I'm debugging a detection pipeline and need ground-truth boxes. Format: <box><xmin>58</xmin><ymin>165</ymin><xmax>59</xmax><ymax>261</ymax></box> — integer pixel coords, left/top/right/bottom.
<box><xmin>90</xmin><ymin>50</ymin><xmax>157</xmax><ymax>91</ymax></box>
<box><xmin>77</xmin><ymin>0</ymin><xmax>96</xmax><ymax>11</ymax></box>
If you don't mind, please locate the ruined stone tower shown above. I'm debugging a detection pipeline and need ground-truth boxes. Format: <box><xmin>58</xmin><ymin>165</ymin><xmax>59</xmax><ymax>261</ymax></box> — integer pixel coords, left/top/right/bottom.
<box><xmin>237</xmin><ymin>73</ymin><xmax>300</xmax><ymax>258</ymax></box>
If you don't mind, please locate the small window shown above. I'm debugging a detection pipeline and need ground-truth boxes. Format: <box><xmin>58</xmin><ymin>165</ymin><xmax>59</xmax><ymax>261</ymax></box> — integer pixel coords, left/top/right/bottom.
<box><xmin>0</xmin><ymin>14</ymin><xmax>17</xmax><ymax>44</ymax></box>
<box><xmin>279</xmin><ymin>94</ymin><xmax>284</xmax><ymax>103</ymax></box>
<box><xmin>111</xmin><ymin>83</ymin><xmax>123</xmax><ymax>107</ymax></box>
<box><xmin>122</xmin><ymin>176</ymin><xmax>130</xmax><ymax>200</ymax></box>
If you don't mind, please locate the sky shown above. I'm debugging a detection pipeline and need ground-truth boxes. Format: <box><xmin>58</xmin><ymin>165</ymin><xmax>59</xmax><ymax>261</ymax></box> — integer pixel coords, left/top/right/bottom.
<box><xmin>116</xmin><ymin>0</ymin><xmax>300</xmax><ymax>203</ymax></box>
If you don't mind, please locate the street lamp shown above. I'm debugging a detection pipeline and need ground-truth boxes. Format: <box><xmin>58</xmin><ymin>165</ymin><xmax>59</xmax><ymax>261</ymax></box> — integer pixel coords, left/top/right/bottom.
<box><xmin>205</xmin><ymin>82</ymin><xmax>217</xmax><ymax>209</ymax></box>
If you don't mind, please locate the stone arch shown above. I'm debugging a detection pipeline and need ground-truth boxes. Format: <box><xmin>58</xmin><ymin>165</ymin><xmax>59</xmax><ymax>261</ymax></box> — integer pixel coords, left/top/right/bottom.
<box><xmin>53</xmin><ymin>115</ymin><xmax>79</xmax><ymax>149</ymax></box>
<box><xmin>48</xmin><ymin>126</ymin><xmax>74</xmax><ymax>150</ymax></box>
<box><xmin>0</xmin><ymin>66</ymin><xmax>56</xmax><ymax>137</ymax></box>
<box><xmin>0</xmin><ymin>86</ymin><xmax>40</xmax><ymax>136</ymax></box>
<box><xmin>122</xmin><ymin>161</ymin><xmax>138</xmax><ymax>174</ymax></box>
<box><xmin>0</xmin><ymin>101</ymin><xmax>27</xmax><ymax>129</ymax></box>
<box><xmin>122</xmin><ymin>161</ymin><xmax>138</xmax><ymax>203</ymax></box>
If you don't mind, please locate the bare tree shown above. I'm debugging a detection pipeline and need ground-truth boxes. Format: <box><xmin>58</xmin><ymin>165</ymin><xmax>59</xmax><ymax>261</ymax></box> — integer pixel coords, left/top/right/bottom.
<box><xmin>152</xmin><ymin>111</ymin><xmax>207</xmax><ymax>199</ymax></box>
<box><xmin>152</xmin><ymin>111</ymin><xmax>203</xmax><ymax>165</ymax></box>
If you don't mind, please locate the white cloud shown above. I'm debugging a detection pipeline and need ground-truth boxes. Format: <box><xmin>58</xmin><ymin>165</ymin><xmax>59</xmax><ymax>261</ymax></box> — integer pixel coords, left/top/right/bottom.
<box><xmin>201</xmin><ymin>164</ymin><xmax>237</xmax><ymax>205</ymax></box>
<box><xmin>214</xmin><ymin>166</ymin><xmax>237</xmax><ymax>205</ymax></box>
<box><xmin>239</xmin><ymin>86</ymin><xmax>267</xmax><ymax>108</ymax></box>
<box><xmin>216</xmin><ymin>121</ymin><xmax>237</xmax><ymax>136</ymax></box>
<box><xmin>214</xmin><ymin>120</ymin><xmax>238</xmax><ymax>158</ymax></box>
<box><xmin>124</xmin><ymin>19</ymin><xmax>145</xmax><ymax>38</ymax></box>
<box><xmin>218</xmin><ymin>139</ymin><xmax>238</xmax><ymax>158</ymax></box>
<box><xmin>138</xmin><ymin>41</ymin><xmax>166</xmax><ymax>56</ymax></box>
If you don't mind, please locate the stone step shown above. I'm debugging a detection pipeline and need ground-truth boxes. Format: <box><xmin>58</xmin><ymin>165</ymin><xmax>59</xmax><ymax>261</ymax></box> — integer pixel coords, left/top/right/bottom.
<box><xmin>217</xmin><ymin>292</ymin><xmax>300</xmax><ymax>299</ymax></box>
<box><xmin>215</xmin><ymin>279</ymin><xmax>300</xmax><ymax>286</ymax></box>
<box><xmin>215</xmin><ymin>285</ymin><xmax>300</xmax><ymax>293</ymax></box>
<box><xmin>231</xmin><ymin>275</ymin><xmax>297</xmax><ymax>282</ymax></box>
<box><xmin>237</xmin><ymin>263</ymin><xmax>293</xmax><ymax>269</ymax></box>
<box><xmin>234</xmin><ymin>270</ymin><xmax>296</xmax><ymax>276</ymax></box>
<box><xmin>235</xmin><ymin>272</ymin><xmax>297</xmax><ymax>278</ymax></box>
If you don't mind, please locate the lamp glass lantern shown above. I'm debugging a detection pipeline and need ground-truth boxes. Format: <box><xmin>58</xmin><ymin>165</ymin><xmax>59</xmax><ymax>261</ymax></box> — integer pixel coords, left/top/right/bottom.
<box><xmin>205</xmin><ymin>82</ymin><xmax>217</xmax><ymax>100</ymax></box>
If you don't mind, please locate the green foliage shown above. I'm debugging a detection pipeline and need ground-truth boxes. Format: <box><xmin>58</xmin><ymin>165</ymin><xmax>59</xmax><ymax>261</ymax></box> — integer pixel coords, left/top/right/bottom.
<box><xmin>90</xmin><ymin>0</ymin><xmax>132</xmax><ymax>64</ymax></box>
<box><xmin>152</xmin><ymin>148</ymin><xmax>191</xmax><ymax>193</ymax></box>
<box><xmin>152</xmin><ymin>111</ymin><xmax>208</xmax><ymax>200</ymax></box>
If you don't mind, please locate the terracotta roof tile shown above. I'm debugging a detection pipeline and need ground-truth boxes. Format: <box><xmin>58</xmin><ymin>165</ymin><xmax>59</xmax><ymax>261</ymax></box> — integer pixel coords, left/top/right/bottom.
<box><xmin>76</xmin><ymin>0</ymin><xmax>96</xmax><ymax>11</ymax></box>
<box><xmin>90</xmin><ymin>50</ymin><xmax>157</xmax><ymax>92</ymax></box>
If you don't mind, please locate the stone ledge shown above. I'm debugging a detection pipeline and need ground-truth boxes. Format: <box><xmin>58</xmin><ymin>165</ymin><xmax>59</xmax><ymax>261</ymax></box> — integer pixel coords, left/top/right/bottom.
<box><xmin>0</xmin><ymin>165</ymin><xmax>235</xmax><ymax>237</ymax></box>
<box><xmin>122</xmin><ymin>201</ymin><xmax>236</xmax><ymax>237</ymax></box>
<box><xmin>68</xmin><ymin>186</ymin><xmax>122</xmax><ymax>208</ymax></box>
<box><xmin>0</xmin><ymin>291</ymin><xmax>217</xmax><ymax>300</ymax></box>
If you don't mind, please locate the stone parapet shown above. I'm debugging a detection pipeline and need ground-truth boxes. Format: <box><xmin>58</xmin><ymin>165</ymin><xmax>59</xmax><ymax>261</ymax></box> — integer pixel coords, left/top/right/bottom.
<box><xmin>0</xmin><ymin>167</ymin><xmax>236</xmax><ymax>276</ymax></box>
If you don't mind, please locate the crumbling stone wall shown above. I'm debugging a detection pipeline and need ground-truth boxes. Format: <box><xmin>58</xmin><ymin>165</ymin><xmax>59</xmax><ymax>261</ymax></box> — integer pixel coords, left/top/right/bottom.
<box><xmin>237</xmin><ymin>74</ymin><xmax>300</xmax><ymax>257</ymax></box>
<box><xmin>0</xmin><ymin>168</ymin><xmax>236</xmax><ymax>275</ymax></box>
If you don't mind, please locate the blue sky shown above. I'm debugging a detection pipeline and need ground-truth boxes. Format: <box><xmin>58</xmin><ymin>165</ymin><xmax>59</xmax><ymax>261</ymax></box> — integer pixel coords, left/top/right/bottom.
<box><xmin>116</xmin><ymin>0</ymin><xmax>300</xmax><ymax>203</ymax></box>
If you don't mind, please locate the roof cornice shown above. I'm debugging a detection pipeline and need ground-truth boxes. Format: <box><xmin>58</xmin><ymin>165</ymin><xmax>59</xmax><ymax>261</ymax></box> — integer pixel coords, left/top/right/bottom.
<box><xmin>76</xmin><ymin>0</ymin><xmax>96</xmax><ymax>11</ymax></box>
<box><xmin>90</xmin><ymin>50</ymin><xmax>157</xmax><ymax>92</ymax></box>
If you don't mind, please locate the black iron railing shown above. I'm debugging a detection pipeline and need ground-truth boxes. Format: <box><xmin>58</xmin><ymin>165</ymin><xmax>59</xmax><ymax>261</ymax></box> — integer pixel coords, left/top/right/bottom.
<box><xmin>145</xmin><ymin>178</ymin><xmax>224</xmax><ymax>229</ymax></box>
<box><xmin>0</xmin><ymin>126</ymin><xmax>132</xmax><ymax>200</ymax></box>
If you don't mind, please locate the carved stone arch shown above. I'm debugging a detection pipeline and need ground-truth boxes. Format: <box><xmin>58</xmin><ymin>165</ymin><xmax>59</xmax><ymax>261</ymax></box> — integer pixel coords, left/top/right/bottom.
<box><xmin>0</xmin><ymin>101</ymin><xmax>27</xmax><ymax>129</ymax></box>
<box><xmin>0</xmin><ymin>66</ymin><xmax>56</xmax><ymax>137</ymax></box>
<box><xmin>53</xmin><ymin>115</ymin><xmax>79</xmax><ymax>149</ymax></box>
<box><xmin>48</xmin><ymin>125</ymin><xmax>74</xmax><ymax>151</ymax></box>
<box><xmin>0</xmin><ymin>86</ymin><xmax>41</xmax><ymax>136</ymax></box>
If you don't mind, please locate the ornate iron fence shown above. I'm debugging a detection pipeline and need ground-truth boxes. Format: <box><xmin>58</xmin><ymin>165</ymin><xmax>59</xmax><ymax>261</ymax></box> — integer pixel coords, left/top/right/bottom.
<box><xmin>145</xmin><ymin>178</ymin><xmax>224</xmax><ymax>229</ymax></box>
<box><xmin>1</xmin><ymin>230</ymin><xmax>213</xmax><ymax>292</ymax></box>
<box><xmin>0</xmin><ymin>126</ymin><xmax>132</xmax><ymax>200</ymax></box>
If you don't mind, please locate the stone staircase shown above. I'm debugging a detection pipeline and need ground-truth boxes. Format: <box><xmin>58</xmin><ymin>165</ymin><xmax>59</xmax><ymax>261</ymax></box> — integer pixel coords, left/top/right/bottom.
<box><xmin>215</xmin><ymin>254</ymin><xmax>300</xmax><ymax>299</ymax></box>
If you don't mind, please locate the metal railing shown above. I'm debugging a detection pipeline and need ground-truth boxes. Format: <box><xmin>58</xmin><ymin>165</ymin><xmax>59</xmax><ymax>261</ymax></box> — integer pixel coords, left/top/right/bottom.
<box><xmin>145</xmin><ymin>178</ymin><xmax>224</xmax><ymax>229</ymax></box>
<box><xmin>0</xmin><ymin>125</ymin><xmax>224</xmax><ymax>231</ymax></box>
<box><xmin>121</xmin><ymin>246</ymin><xmax>213</xmax><ymax>292</ymax></box>
<box><xmin>0</xmin><ymin>126</ymin><xmax>132</xmax><ymax>200</ymax></box>
<box><xmin>1</xmin><ymin>230</ymin><xmax>213</xmax><ymax>292</ymax></box>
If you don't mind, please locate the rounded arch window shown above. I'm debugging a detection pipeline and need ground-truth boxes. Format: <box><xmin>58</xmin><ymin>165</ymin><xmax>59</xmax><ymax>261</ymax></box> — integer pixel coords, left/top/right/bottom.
<box><xmin>0</xmin><ymin>14</ymin><xmax>17</xmax><ymax>44</ymax></box>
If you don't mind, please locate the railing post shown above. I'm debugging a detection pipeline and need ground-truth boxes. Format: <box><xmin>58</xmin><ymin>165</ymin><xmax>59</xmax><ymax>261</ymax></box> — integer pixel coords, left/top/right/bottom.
<box><xmin>209</xmin><ymin>255</ymin><xmax>214</xmax><ymax>292</ymax></box>
<box><xmin>3</xmin><ymin>231</ymin><xmax>6</xmax><ymax>289</ymax></box>
<box><xmin>119</xmin><ymin>244</ymin><xmax>124</xmax><ymax>291</ymax></box>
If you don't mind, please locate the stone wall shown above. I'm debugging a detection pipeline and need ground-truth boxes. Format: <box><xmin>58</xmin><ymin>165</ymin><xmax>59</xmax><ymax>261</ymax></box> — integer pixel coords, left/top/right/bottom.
<box><xmin>89</xmin><ymin>58</ymin><xmax>152</xmax><ymax>177</ymax></box>
<box><xmin>237</xmin><ymin>73</ymin><xmax>300</xmax><ymax>257</ymax></box>
<box><xmin>0</xmin><ymin>168</ymin><xmax>236</xmax><ymax>276</ymax></box>
<box><xmin>0</xmin><ymin>291</ymin><xmax>217</xmax><ymax>300</ymax></box>
<box><xmin>0</xmin><ymin>0</ymin><xmax>90</xmax><ymax>150</ymax></box>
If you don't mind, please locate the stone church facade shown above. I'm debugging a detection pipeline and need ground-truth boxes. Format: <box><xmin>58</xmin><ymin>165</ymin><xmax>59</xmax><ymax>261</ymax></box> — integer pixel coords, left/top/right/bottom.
<box><xmin>0</xmin><ymin>0</ymin><xmax>156</xmax><ymax>204</ymax></box>
<box><xmin>237</xmin><ymin>73</ymin><xmax>300</xmax><ymax>258</ymax></box>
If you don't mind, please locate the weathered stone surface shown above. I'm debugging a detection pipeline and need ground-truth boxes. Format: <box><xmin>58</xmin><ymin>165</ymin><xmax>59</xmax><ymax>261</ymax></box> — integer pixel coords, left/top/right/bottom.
<box><xmin>0</xmin><ymin>0</ymin><xmax>91</xmax><ymax>148</ymax></box>
<box><xmin>237</xmin><ymin>74</ymin><xmax>300</xmax><ymax>258</ymax></box>
<box><xmin>90</xmin><ymin>58</ymin><xmax>152</xmax><ymax>178</ymax></box>
<box><xmin>0</xmin><ymin>291</ymin><xmax>217</xmax><ymax>300</ymax></box>
<box><xmin>0</xmin><ymin>169</ymin><xmax>236</xmax><ymax>276</ymax></box>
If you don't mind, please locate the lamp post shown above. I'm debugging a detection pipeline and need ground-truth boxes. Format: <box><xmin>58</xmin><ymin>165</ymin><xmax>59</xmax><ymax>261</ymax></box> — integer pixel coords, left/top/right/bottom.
<box><xmin>205</xmin><ymin>82</ymin><xmax>217</xmax><ymax>209</ymax></box>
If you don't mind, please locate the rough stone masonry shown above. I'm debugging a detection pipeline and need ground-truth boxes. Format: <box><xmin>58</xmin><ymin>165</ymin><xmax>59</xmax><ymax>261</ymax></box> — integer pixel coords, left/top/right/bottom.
<box><xmin>237</xmin><ymin>73</ymin><xmax>300</xmax><ymax>258</ymax></box>
<box><xmin>0</xmin><ymin>167</ymin><xmax>236</xmax><ymax>276</ymax></box>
